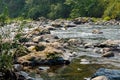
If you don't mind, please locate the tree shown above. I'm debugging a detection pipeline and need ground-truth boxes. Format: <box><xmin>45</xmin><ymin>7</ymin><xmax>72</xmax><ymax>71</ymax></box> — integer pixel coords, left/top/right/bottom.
<box><xmin>48</xmin><ymin>2</ymin><xmax>70</xmax><ymax>19</ymax></box>
<box><xmin>0</xmin><ymin>6</ymin><xmax>9</xmax><ymax>26</ymax></box>
<box><xmin>65</xmin><ymin>0</ymin><xmax>106</xmax><ymax>18</ymax></box>
<box><xmin>103</xmin><ymin>0</ymin><xmax>120</xmax><ymax>19</ymax></box>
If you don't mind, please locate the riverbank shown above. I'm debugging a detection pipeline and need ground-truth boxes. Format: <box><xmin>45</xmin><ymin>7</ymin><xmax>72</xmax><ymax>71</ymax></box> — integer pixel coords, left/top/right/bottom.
<box><xmin>0</xmin><ymin>17</ymin><xmax>120</xmax><ymax>80</ymax></box>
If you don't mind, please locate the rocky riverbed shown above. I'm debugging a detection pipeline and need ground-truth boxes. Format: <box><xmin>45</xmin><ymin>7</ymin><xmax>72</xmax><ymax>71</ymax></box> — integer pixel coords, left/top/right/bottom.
<box><xmin>0</xmin><ymin>17</ymin><xmax>120</xmax><ymax>80</ymax></box>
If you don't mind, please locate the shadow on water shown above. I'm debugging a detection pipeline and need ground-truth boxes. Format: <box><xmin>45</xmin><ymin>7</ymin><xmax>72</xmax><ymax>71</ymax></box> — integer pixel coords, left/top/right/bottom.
<box><xmin>38</xmin><ymin>56</ymin><xmax>119</xmax><ymax>80</ymax></box>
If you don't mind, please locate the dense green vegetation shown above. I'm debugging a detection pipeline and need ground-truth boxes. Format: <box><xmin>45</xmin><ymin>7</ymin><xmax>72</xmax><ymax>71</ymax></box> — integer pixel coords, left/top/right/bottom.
<box><xmin>0</xmin><ymin>0</ymin><xmax>120</xmax><ymax>20</ymax></box>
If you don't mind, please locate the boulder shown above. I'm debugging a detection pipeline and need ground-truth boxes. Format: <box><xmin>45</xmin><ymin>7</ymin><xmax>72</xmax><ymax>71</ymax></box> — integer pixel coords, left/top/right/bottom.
<box><xmin>39</xmin><ymin>42</ymin><xmax>62</xmax><ymax>50</ymax></box>
<box><xmin>18</xmin><ymin>46</ymin><xmax>64</xmax><ymax>66</ymax></box>
<box><xmin>45</xmin><ymin>26</ymin><xmax>56</xmax><ymax>30</ymax></box>
<box><xmin>73</xmin><ymin>17</ymin><xmax>88</xmax><ymax>24</ymax></box>
<box><xmin>84</xmin><ymin>42</ymin><xmax>94</xmax><ymax>48</ymax></box>
<box><xmin>16</xmin><ymin>71</ymin><xmax>35</xmax><ymax>80</ymax></box>
<box><xmin>64</xmin><ymin>22</ymin><xmax>76</xmax><ymax>27</ymax></box>
<box><xmin>27</xmin><ymin>46</ymin><xmax>36</xmax><ymax>52</ymax></box>
<box><xmin>102</xmin><ymin>51</ymin><xmax>114</xmax><ymax>57</ymax></box>
<box><xmin>31</xmin><ymin>28</ymin><xmax>42</xmax><ymax>35</ymax></box>
<box><xmin>19</xmin><ymin>37</ymin><xmax>30</xmax><ymax>43</ymax></box>
<box><xmin>92</xmin><ymin>76</ymin><xmax>108</xmax><ymax>80</ymax></box>
<box><xmin>51</xmin><ymin>21</ymin><xmax>62</xmax><ymax>27</ymax></box>
<box><xmin>13</xmin><ymin>64</ymin><xmax>23</xmax><ymax>71</ymax></box>
<box><xmin>93</xmin><ymin>48</ymin><xmax>101</xmax><ymax>54</ymax></box>
<box><xmin>101</xmin><ymin>48</ymin><xmax>111</xmax><ymax>53</ymax></box>
<box><xmin>24</xmin><ymin>42</ymin><xmax>37</xmax><ymax>47</ymax></box>
<box><xmin>101</xmin><ymin>40</ymin><xmax>120</xmax><ymax>47</ymax></box>
<box><xmin>30</xmin><ymin>27</ymin><xmax>50</xmax><ymax>36</ymax></box>
<box><xmin>68</xmin><ymin>39</ymin><xmax>79</xmax><ymax>46</ymax></box>
<box><xmin>27</xmin><ymin>45</ymin><xmax>46</xmax><ymax>52</ymax></box>
<box><xmin>92</xmin><ymin>29</ymin><xmax>103</xmax><ymax>34</ymax></box>
<box><xmin>38</xmin><ymin>34</ymin><xmax>59</xmax><ymax>42</ymax></box>
<box><xmin>32</xmin><ymin>36</ymin><xmax>42</xmax><ymax>43</ymax></box>
<box><xmin>91</xmin><ymin>68</ymin><xmax>120</xmax><ymax>80</ymax></box>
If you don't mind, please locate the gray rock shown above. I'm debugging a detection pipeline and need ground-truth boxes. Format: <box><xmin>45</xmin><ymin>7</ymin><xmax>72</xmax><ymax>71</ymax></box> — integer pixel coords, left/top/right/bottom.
<box><xmin>13</xmin><ymin>64</ymin><xmax>23</xmax><ymax>71</ymax></box>
<box><xmin>39</xmin><ymin>66</ymin><xmax>50</xmax><ymax>71</ymax></box>
<box><xmin>91</xmin><ymin>68</ymin><xmax>120</xmax><ymax>80</ymax></box>
<box><xmin>16</xmin><ymin>71</ymin><xmax>29</xmax><ymax>80</ymax></box>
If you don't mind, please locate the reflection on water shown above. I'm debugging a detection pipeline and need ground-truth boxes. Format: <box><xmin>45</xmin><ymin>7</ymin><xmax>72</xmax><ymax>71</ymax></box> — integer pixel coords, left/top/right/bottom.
<box><xmin>39</xmin><ymin>56</ymin><xmax>119</xmax><ymax>80</ymax></box>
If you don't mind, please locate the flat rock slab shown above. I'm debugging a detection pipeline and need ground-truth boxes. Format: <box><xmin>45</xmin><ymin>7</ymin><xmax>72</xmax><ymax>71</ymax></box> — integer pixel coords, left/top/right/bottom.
<box><xmin>91</xmin><ymin>68</ymin><xmax>120</xmax><ymax>80</ymax></box>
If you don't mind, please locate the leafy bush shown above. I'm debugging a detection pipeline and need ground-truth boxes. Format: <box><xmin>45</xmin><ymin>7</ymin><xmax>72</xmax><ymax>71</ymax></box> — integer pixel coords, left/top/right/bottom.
<box><xmin>103</xmin><ymin>16</ymin><xmax>111</xmax><ymax>21</ymax></box>
<box><xmin>0</xmin><ymin>51</ymin><xmax>13</xmax><ymax>71</ymax></box>
<box><xmin>103</xmin><ymin>0</ymin><xmax>120</xmax><ymax>19</ymax></box>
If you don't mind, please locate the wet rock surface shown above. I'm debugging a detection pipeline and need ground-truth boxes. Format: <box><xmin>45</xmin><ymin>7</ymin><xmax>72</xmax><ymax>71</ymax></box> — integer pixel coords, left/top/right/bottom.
<box><xmin>91</xmin><ymin>68</ymin><xmax>120</xmax><ymax>80</ymax></box>
<box><xmin>49</xmin><ymin>21</ymin><xmax>120</xmax><ymax>80</ymax></box>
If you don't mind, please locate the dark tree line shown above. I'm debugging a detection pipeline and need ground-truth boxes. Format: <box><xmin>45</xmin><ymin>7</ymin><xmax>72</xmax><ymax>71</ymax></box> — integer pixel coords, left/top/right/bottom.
<box><xmin>0</xmin><ymin>0</ymin><xmax>120</xmax><ymax>20</ymax></box>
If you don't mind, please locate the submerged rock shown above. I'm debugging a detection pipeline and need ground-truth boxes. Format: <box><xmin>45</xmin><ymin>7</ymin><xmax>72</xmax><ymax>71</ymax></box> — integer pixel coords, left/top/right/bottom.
<box><xmin>92</xmin><ymin>29</ymin><xmax>103</xmax><ymax>34</ymax></box>
<box><xmin>91</xmin><ymin>68</ymin><xmax>120</xmax><ymax>80</ymax></box>
<box><xmin>16</xmin><ymin>71</ymin><xmax>35</xmax><ymax>80</ymax></box>
<box><xmin>102</xmin><ymin>51</ymin><xmax>114</xmax><ymax>57</ymax></box>
<box><xmin>80</xmin><ymin>59</ymin><xmax>90</xmax><ymax>64</ymax></box>
<box><xmin>39</xmin><ymin>66</ymin><xmax>50</xmax><ymax>71</ymax></box>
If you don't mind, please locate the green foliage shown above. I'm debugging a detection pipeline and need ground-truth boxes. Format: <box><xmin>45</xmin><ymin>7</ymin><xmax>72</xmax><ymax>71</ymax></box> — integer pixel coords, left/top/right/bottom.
<box><xmin>0</xmin><ymin>6</ymin><xmax>9</xmax><ymax>26</ymax></box>
<box><xmin>0</xmin><ymin>51</ymin><xmax>13</xmax><ymax>71</ymax></box>
<box><xmin>103</xmin><ymin>0</ymin><xmax>120</xmax><ymax>19</ymax></box>
<box><xmin>0</xmin><ymin>37</ymin><xmax>14</xmax><ymax>72</ymax></box>
<box><xmin>0</xmin><ymin>15</ymin><xmax>28</xmax><ymax>79</ymax></box>
<box><xmin>103</xmin><ymin>16</ymin><xmax>111</xmax><ymax>21</ymax></box>
<box><xmin>65</xmin><ymin>0</ymin><xmax>106</xmax><ymax>18</ymax></box>
<box><xmin>23</xmin><ymin>0</ymin><xmax>50</xmax><ymax>19</ymax></box>
<box><xmin>48</xmin><ymin>3</ymin><xmax>70</xmax><ymax>19</ymax></box>
<box><xmin>0</xmin><ymin>0</ymin><xmax>120</xmax><ymax>19</ymax></box>
<box><xmin>47</xmin><ymin>52</ymin><xmax>62</xmax><ymax>59</ymax></box>
<box><xmin>13</xmin><ymin>45</ymin><xmax>29</xmax><ymax>57</ymax></box>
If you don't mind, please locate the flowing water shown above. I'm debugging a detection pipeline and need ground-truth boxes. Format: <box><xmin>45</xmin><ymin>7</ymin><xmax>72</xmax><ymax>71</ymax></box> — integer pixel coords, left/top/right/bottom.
<box><xmin>1</xmin><ymin>24</ymin><xmax>120</xmax><ymax>80</ymax></box>
<box><xmin>35</xmin><ymin>24</ymin><xmax>120</xmax><ymax>80</ymax></box>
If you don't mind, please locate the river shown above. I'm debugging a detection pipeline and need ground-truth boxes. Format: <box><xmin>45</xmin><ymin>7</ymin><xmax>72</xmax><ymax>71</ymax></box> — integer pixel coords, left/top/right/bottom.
<box><xmin>28</xmin><ymin>24</ymin><xmax>120</xmax><ymax>80</ymax></box>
